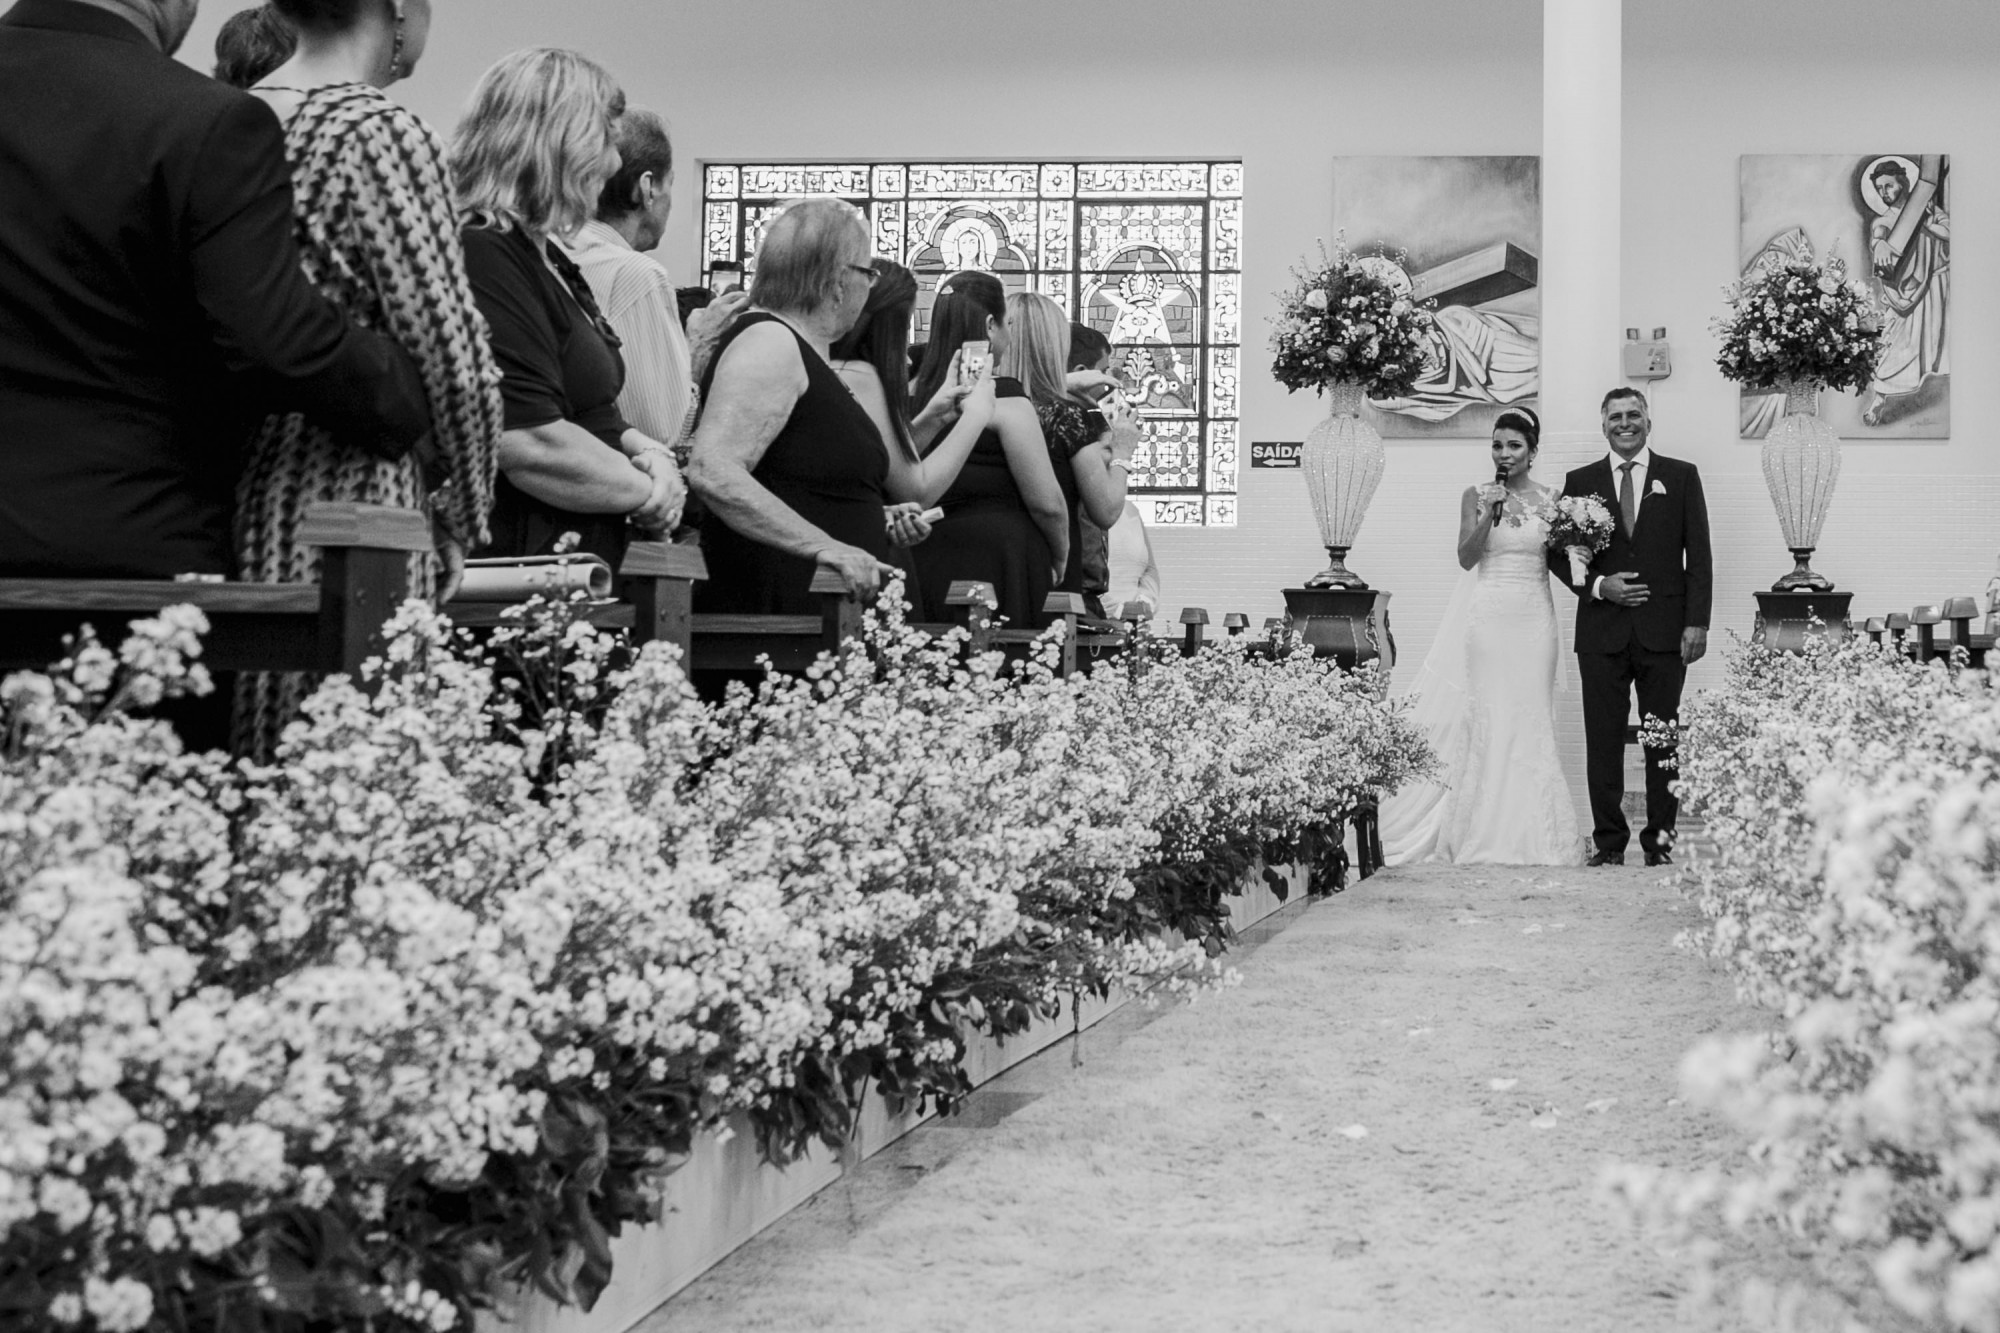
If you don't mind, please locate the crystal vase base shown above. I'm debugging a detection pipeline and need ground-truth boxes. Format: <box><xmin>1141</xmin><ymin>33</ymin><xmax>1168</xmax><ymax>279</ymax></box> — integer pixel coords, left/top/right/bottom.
<box><xmin>1772</xmin><ymin>547</ymin><xmax>1834</xmax><ymax>593</ymax></box>
<box><xmin>1306</xmin><ymin>546</ymin><xmax>1370</xmax><ymax>590</ymax></box>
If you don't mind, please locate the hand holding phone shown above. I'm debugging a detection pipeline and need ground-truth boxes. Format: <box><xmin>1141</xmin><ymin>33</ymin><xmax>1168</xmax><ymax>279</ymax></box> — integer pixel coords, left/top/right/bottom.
<box><xmin>958</xmin><ymin>339</ymin><xmax>989</xmax><ymax>388</ymax></box>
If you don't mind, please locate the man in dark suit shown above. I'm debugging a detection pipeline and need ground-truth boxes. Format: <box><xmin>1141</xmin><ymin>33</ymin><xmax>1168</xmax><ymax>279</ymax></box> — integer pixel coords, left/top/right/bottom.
<box><xmin>1550</xmin><ymin>388</ymin><xmax>1713</xmax><ymax>867</ymax></box>
<box><xmin>0</xmin><ymin>0</ymin><xmax>433</xmax><ymax>578</ymax></box>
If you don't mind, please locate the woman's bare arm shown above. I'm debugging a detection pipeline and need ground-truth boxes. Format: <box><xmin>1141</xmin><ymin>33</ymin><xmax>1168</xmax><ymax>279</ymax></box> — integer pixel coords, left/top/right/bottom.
<box><xmin>497</xmin><ymin>420</ymin><xmax>652</xmax><ymax>514</ymax></box>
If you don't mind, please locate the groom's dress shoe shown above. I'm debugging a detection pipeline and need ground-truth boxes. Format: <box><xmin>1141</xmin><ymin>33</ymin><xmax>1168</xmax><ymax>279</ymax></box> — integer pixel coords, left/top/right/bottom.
<box><xmin>1645</xmin><ymin>849</ymin><xmax>1673</xmax><ymax>867</ymax></box>
<box><xmin>1587</xmin><ymin>851</ymin><xmax>1625</xmax><ymax>867</ymax></box>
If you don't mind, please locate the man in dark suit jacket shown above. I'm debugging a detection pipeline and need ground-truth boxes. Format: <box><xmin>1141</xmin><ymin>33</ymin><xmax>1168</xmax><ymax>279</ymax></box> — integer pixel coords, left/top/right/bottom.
<box><xmin>1549</xmin><ymin>388</ymin><xmax>1713</xmax><ymax>867</ymax></box>
<box><xmin>0</xmin><ymin>0</ymin><xmax>433</xmax><ymax>578</ymax></box>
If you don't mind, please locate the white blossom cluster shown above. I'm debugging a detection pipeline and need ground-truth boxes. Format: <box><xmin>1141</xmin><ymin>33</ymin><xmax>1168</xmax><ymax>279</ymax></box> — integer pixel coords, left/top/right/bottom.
<box><xmin>1</xmin><ymin>596</ymin><xmax>1431</xmax><ymax>1331</ymax></box>
<box><xmin>1611</xmin><ymin>637</ymin><xmax>2000</xmax><ymax>1331</ymax></box>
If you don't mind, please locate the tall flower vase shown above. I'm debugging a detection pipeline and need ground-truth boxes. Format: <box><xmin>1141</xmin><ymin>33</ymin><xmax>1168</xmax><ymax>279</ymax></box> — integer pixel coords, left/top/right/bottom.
<box><xmin>1760</xmin><ymin>378</ymin><xmax>1841</xmax><ymax>592</ymax></box>
<box><xmin>1302</xmin><ymin>380</ymin><xmax>1385</xmax><ymax>589</ymax></box>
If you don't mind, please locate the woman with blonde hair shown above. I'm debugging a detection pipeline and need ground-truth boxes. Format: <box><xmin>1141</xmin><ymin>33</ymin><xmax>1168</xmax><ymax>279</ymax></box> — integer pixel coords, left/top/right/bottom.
<box><xmin>232</xmin><ymin>0</ymin><xmax>502</xmax><ymax>755</ymax></box>
<box><xmin>450</xmin><ymin>48</ymin><xmax>683</xmax><ymax>567</ymax></box>
<box><xmin>1004</xmin><ymin>292</ymin><xmax>1140</xmax><ymax>609</ymax></box>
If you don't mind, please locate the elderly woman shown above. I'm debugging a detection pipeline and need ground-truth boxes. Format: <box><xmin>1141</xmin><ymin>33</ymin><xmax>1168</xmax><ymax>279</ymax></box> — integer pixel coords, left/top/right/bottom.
<box><xmin>449</xmin><ymin>48</ymin><xmax>683</xmax><ymax>568</ymax></box>
<box><xmin>687</xmin><ymin>197</ymin><xmax>903</xmax><ymax>612</ymax></box>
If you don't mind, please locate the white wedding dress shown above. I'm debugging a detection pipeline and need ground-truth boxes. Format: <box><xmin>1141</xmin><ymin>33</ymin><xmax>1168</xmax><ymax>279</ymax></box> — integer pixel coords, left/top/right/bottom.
<box><xmin>1379</xmin><ymin>485</ymin><xmax>1584</xmax><ymax>866</ymax></box>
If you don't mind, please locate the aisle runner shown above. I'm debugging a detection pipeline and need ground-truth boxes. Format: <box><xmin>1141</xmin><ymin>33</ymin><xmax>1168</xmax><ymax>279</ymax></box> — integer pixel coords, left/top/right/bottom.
<box><xmin>649</xmin><ymin>868</ymin><xmax>1815</xmax><ymax>1333</ymax></box>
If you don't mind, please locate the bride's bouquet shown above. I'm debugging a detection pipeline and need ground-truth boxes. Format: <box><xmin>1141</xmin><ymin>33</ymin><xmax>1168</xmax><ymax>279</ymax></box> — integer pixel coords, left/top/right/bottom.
<box><xmin>1269</xmin><ymin>235</ymin><xmax>1437</xmax><ymax>397</ymax></box>
<box><xmin>1539</xmin><ymin>495</ymin><xmax>1616</xmax><ymax>586</ymax></box>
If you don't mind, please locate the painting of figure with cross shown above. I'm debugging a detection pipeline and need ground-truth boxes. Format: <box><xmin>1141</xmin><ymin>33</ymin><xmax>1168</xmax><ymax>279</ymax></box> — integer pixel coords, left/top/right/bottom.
<box><xmin>1739</xmin><ymin>153</ymin><xmax>1951</xmax><ymax>439</ymax></box>
<box><xmin>1332</xmin><ymin>155</ymin><xmax>1542</xmax><ymax>439</ymax></box>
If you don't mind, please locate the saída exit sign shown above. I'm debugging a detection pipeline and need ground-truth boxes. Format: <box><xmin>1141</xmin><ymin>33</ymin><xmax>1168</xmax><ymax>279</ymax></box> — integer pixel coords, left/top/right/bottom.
<box><xmin>1249</xmin><ymin>441</ymin><xmax>1302</xmax><ymax>469</ymax></box>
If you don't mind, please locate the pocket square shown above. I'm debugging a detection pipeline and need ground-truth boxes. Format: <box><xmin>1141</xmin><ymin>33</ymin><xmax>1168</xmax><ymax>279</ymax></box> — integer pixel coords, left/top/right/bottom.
<box><xmin>1649</xmin><ymin>480</ymin><xmax>1667</xmax><ymax>497</ymax></box>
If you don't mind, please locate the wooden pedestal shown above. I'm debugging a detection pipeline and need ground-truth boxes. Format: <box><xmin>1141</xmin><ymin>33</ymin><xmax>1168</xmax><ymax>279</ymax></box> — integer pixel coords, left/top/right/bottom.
<box><xmin>1281</xmin><ymin>586</ymin><xmax>1395</xmax><ymax>676</ymax></box>
<box><xmin>1751</xmin><ymin>589</ymin><xmax>1853</xmax><ymax>654</ymax></box>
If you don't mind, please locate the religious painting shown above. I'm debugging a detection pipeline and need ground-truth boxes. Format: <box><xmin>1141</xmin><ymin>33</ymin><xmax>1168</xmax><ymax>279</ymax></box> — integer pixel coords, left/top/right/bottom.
<box><xmin>1332</xmin><ymin>156</ymin><xmax>1542</xmax><ymax>439</ymax></box>
<box><xmin>704</xmin><ymin>161</ymin><xmax>1243</xmax><ymax>527</ymax></box>
<box><xmin>1739</xmin><ymin>154</ymin><xmax>1950</xmax><ymax>439</ymax></box>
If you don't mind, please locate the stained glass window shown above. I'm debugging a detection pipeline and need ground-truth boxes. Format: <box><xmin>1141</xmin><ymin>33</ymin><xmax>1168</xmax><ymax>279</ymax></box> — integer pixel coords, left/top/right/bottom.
<box><xmin>702</xmin><ymin>160</ymin><xmax>1244</xmax><ymax>527</ymax></box>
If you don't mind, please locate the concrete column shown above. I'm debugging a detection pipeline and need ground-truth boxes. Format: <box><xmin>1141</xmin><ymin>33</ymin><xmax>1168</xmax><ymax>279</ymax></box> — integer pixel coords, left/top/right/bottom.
<box><xmin>1541</xmin><ymin>0</ymin><xmax>1623</xmax><ymax>460</ymax></box>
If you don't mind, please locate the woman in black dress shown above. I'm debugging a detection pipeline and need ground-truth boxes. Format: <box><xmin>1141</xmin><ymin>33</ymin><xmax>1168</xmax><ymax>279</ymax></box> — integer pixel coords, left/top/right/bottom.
<box><xmin>907</xmin><ymin>272</ymin><xmax>1070</xmax><ymax>630</ymax></box>
<box><xmin>686</xmin><ymin>197</ymin><xmax>902</xmax><ymax>613</ymax></box>
<box><xmin>449</xmin><ymin>49</ymin><xmax>683</xmax><ymax>568</ymax></box>
<box><xmin>827</xmin><ymin>259</ymin><xmax>1015</xmax><ymax>620</ymax></box>
<box><xmin>1009</xmin><ymin>295</ymin><xmax>1142</xmax><ymax>614</ymax></box>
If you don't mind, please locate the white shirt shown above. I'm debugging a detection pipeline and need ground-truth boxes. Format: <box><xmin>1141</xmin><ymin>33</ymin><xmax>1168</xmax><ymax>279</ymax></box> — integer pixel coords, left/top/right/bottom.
<box><xmin>1588</xmin><ymin>445</ymin><xmax>1652</xmax><ymax>601</ymax></box>
<box><xmin>564</xmin><ymin>220</ymin><xmax>695</xmax><ymax>446</ymax></box>
<box><xmin>1102</xmin><ymin>500</ymin><xmax>1162</xmax><ymax>618</ymax></box>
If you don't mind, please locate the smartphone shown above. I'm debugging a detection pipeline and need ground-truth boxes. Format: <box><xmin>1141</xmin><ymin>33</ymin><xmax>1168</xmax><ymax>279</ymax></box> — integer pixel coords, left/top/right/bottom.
<box><xmin>708</xmin><ymin>262</ymin><xmax>744</xmax><ymax>296</ymax></box>
<box><xmin>958</xmin><ymin>340</ymin><xmax>989</xmax><ymax>387</ymax></box>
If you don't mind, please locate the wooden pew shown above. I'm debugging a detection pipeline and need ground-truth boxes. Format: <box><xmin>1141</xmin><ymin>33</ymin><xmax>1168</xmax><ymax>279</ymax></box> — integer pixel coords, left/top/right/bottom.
<box><xmin>688</xmin><ymin>568</ymin><xmax>862</xmax><ymax>674</ymax></box>
<box><xmin>1885</xmin><ymin>611</ymin><xmax>1912</xmax><ymax>657</ymax></box>
<box><xmin>0</xmin><ymin>501</ymin><xmax>427</xmax><ymax>674</ymax></box>
<box><xmin>1912</xmin><ymin>604</ymin><xmax>1945</xmax><ymax>662</ymax></box>
<box><xmin>1943</xmin><ymin>596</ymin><xmax>1993</xmax><ymax>670</ymax></box>
<box><xmin>1179</xmin><ymin>607</ymin><xmax>1209</xmax><ymax>658</ymax></box>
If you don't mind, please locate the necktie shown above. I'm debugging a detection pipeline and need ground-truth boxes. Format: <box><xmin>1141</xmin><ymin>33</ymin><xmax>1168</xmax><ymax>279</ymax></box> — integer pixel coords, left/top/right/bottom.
<box><xmin>1618</xmin><ymin>461</ymin><xmax>1638</xmax><ymax>537</ymax></box>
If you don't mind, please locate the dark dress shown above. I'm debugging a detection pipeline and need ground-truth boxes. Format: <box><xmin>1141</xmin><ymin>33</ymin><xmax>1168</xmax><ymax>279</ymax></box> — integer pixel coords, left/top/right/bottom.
<box><xmin>693</xmin><ymin>312</ymin><xmax>890</xmax><ymax>614</ymax></box>
<box><xmin>1036</xmin><ymin>399</ymin><xmax>1112</xmax><ymax>610</ymax></box>
<box><xmin>915</xmin><ymin>378</ymin><xmax>1055</xmax><ymax>630</ymax></box>
<box><xmin>460</xmin><ymin>223</ymin><xmax>633</xmax><ymax>567</ymax></box>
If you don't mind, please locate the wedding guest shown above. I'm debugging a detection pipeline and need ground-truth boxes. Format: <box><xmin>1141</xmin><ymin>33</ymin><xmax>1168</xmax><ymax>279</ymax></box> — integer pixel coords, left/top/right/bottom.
<box><xmin>908</xmin><ymin>272</ymin><xmax>1069</xmax><ymax>630</ymax></box>
<box><xmin>231</xmin><ymin>0</ymin><xmax>505</xmax><ymax>754</ymax></box>
<box><xmin>450</xmin><ymin>49</ymin><xmax>684</xmax><ymax>567</ymax></box>
<box><xmin>686</xmin><ymin>197</ymin><xmax>900</xmax><ymax>612</ymax></box>
<box><xmin>212</xmin><ymin>4</ymin><xmax>294</xmax><ymax>88</ymax></box>
<box><xmin>0</xmin><ymin>0</ymin><xmax>431</xmax><ymax>579</ymax></box>
<box><xmin>825</xmin><ymin>258</ymin><xmax>1003</xmax><ymax>617</ymax></box>
<box><xmin>1011</xmin><ymin>296</ymin><xmax>1137</xmax><ymax>611</ymax></box>
<box><xmin>567</xmin><ymin>109</ymin><xmax>748</xmax><ymax>455</ymax></box>
<box><xmin>1101</xmin><ymin>499</ymin><xmax>1162</xmax><ymax>620</ymax></box>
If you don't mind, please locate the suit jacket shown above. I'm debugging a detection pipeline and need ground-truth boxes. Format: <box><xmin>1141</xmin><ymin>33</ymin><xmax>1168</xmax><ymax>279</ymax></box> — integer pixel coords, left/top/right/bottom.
<box><xmin>1548</xmin><ymin>452</ymin><xmax>1713</xmax><ymax>655</ymax></box>
<box><xmin>0</xmin><ymin>0</ymin><xmax>432</xmax><ymax>577</ymax></box>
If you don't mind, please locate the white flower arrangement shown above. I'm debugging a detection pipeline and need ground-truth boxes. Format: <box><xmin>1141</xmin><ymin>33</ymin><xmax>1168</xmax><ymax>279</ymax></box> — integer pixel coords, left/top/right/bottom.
<box><xmin>1</xmin><ymin>594</ymin><xmax>1435</xmax><ymax>1332</ymax></box>
<box><xmin>1610</xmin><ymin>636</ymin><xmax>2000</xmax><ymax>1330</ymax></box>
<box><xmin>1712</xmin><ymin>256</ymin><xmax>1885</xmax><ymax>392</ymax></box>
<box><xmin>1269</xmin><ymin>235</ymin><xmax>1437</xmax><ymax>398</ymax></box>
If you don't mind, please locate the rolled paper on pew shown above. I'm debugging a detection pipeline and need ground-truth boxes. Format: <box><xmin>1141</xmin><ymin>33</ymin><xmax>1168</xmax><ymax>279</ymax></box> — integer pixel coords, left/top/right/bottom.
<box><xmin>452</xmin><ymin>554</ymin><xmax>614</xmax><ymax>602</ymax></box>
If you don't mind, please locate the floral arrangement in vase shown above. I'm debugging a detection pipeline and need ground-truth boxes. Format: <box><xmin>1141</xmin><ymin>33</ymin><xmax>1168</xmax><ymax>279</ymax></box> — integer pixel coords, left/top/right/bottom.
<box><xmin>1713</xmin><ymin>256</ymin><xmax>1885</xmax><ymax>595</ymax></box>
<box><xmin>1269</xmin><ymin>236</ymin><xmax>1437</xmax><ymax>398</ymax></box>
<box><xmin>1711</xmin><ymin>256</ymin><xmax>1883</xmax><ymax>392</ymax></box>
<box><xmin>1538</xmin><ymin>494</ymin><xmax>1617</xmax><ymax>586</ymax></box>
<box><xmin>1269</xmin><ymin>238</ymin><xmax>1437</xmax><ymax>589</ymax></box>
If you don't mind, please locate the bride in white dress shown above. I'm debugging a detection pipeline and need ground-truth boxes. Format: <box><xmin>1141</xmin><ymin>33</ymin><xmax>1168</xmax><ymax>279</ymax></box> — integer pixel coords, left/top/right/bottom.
<box><xmin>1380</xmin><ymin>408</ymin><xmax>1584</xmax><ymax>866</ymax></box>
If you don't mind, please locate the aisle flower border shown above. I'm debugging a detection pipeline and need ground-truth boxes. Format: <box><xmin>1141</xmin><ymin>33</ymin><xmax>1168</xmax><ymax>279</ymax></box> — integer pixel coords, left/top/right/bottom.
<box><xmin>1</xmin><ymin>595</ymin><xmax>1435</xmax><ymax>1333</ymax></box>
<box><xmin>1612</xmin><ymin>635</ymin><xmax>2000</xmax><ymax>1332</ymax></box>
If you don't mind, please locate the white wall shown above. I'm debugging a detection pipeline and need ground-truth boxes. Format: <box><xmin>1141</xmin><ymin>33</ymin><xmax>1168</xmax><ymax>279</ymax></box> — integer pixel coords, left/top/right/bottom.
<box><xmin>1625</xmin><ymin>0</ymin><xmax>2000</xmax><ymax>695</ymax></box>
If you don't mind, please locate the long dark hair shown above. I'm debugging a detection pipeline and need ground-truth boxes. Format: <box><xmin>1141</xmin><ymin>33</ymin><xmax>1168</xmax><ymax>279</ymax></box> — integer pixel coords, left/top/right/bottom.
<box><xmin>908</xmin><ymin>270</ymin><xmax>1005</xmax><ymax>421</ymax></box>
<box><xmin>829</xmin><ymin>258</ymin><xmax>920</xmax><ymax>462</ymax></box>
